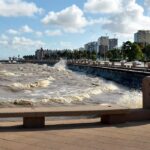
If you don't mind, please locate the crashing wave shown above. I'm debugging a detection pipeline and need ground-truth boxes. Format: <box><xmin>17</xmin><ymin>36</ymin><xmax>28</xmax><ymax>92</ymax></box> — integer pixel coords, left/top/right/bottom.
<box><xmin>0</xmin><ymin>70</ymin><xmax>17</xmax><ymax>77</ymax></box>
<box><xmin>53</xmin><ymin>59</ymin><xmax>66</xmax><ymax>71</ymax></box>
<box><xmin>9</xmin><ymin>78</ymin><xmax>54</xmax><ymax>91</ymax></box>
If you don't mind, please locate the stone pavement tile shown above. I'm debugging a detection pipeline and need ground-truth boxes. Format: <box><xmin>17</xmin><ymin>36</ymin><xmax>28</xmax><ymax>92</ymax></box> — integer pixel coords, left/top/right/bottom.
<box><xmin>0</xmin><ymin>119</ymin><xmax>150</xmax><ymax>150</ymax></box>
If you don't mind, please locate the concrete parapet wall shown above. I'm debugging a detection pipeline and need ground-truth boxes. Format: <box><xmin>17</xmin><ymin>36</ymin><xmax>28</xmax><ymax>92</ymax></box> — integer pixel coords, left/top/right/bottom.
<box><xmin>148</xmin><ymin>62</ymin><xmax>150</xmax><ymax>69</ymax></box>
<box><xmin>67</xmin><ymin>64</ymin><xmax>149</xmax><ymax>89</ymax></box>
<box><xmin>142</xmin><ymin>76</ymin><xmax>150</xmax><ymax>109</ymax></box>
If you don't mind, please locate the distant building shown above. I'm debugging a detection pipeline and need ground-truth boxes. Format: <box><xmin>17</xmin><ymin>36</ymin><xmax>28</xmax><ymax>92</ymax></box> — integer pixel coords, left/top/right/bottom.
<box><xmin>134</xmin><ymin>30</ymin><xmax>150</xmax><ymax>46</ymax></box>
<box><xmin>79</xmin><ymin>47</ymin><xmax>85</xmax><ymax>51</ymax></box>
<box><xmin>84</xmin><ymin>41</ymin><xmax>97</xmax><ymax>52</ymax></box>
<box><xmin>109</xmin><ymin>38</ymin><xmax>118</xmax><ymax>50</ymax></box>
<box><xmin>97</xmin><ymin>36</ymin><xmax>109</xmax><ymax>55</ymax></box>
<box><xmin>35</xmin><ymin>48</ymin><xmax>45</xmax><ymax>60</ymax></box>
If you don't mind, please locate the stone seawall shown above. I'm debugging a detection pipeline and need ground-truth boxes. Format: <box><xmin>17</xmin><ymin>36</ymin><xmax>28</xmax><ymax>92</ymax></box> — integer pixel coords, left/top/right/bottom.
<box><xmin>67</xmin><ymin>64</ymin><xmax>150</xmax><ymax>89</ymax></box>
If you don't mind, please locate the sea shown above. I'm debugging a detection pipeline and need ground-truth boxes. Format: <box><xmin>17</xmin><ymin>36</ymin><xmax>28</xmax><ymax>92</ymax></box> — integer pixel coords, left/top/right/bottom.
<box><xmin>0</xmin><ymin>60</ymin><xmax>142</xmax><ymax>108</ymax></box>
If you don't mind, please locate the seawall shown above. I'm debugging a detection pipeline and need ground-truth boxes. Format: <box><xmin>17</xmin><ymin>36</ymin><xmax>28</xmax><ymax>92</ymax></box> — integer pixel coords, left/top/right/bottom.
<box><xmin>67</xmin><ymin>64</ymin><xmax>150</xmax><ymax>89</ymax></box>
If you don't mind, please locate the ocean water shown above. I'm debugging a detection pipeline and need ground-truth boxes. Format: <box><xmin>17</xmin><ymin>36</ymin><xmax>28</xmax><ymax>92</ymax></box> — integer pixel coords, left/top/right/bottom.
<box><xmin>0</xmin><ymin>60</ymin><xmax>142</xmax><ymax>108</ymax></box>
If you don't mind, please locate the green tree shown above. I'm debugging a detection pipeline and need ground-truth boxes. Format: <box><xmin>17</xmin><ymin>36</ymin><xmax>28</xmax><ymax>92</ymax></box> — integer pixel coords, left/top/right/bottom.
<box><xmin>143</xmin><ymin>44</ymin><xmax>150</xmax><ymax>60</ymax></box>
<box><xmin>121</xmin><ymin>41</ymin><xmax>143</xmax><ymax>61</ymax></box>
<box><xmin>121</xmin><ymin>41</ymin><xmax>133</xmax><ymax>59</ymax></box>
<box><xmin>106</xmin><ymin>48</ymin><xmax>121</xmax><ymax>61</ymax></box>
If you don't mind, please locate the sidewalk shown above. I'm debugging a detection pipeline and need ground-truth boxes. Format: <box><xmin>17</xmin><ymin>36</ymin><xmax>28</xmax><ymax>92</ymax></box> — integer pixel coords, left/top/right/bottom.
<box><xmin>0</xmin><ymin>118</ymin><xmax>150</xmax><ymax>150</ymax></box>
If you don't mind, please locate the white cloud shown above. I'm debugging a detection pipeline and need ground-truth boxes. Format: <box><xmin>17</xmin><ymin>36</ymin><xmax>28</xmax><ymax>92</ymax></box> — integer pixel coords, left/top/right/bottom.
<box><xmin>84</xmin><ymin>0</ymin><xmax>122</xmax><ymax>14</ymax></box>
<box><xmin>45</xmin><ymin>30</ymin><xmax>62</xmax><ymax>36</ymax></box>
<box><xmin>20</xmin><ymin>25</ymin><xmax>33</xmax><ymax>33</ymax></box>
<box><xmin>7</xmin><ymin>29</ymin><xmax>19</xmax><ymax>35</ymax></box>
<box><xmin>88</xmin><ymin>18</ymin><xmax>111</xmax><ymax>25</ymax></box>
<box><xmin>12</xmin><ymin>36</ymin><xmax>44</xmax><ymax>47</ymax></box>
<box><xmin>0</xmin><ymin>34</ymin><xmax>45</xmax><ymax>49</ymax></box>
<box><xmin>144</xmin><ymin>0</ymin><xmax>150</xmax><ymax>6</ymax></box>
<box><xmin>1</xmin><ymin>34</ymin><xmax>9</xmax><ymax>40</ymax></box>
<box><xmin>99</xmin><ymin>0</ymin><xmax>150</xmax><ymax>35</ymax></box>
<box><xmin>0</xmin><ymin>40</ymin><xmax>8</xmax><ymax>45</ymax></box>
<box><xmin>42</xmin><ymin>5</ymin><xmax>87</xmax><ymax>33</ymax></box>
<box><xmin>7</xmin><ymin>25</ymin><xmax>35</xmax><ymax>36</ymax></box>
<box><xmin>0</xmin><ymin>0</ymin><xmax>43</xmax><ymax>17</ymax></box>
<box><xmin>35</xmin><ymin>31</ymin><xmax>43</xmax><ymax>37</ymax></box>
<box><xmin>0</xmin><ymin>34</ymin><xmax>9</xmax><ymax>45</ymax></box>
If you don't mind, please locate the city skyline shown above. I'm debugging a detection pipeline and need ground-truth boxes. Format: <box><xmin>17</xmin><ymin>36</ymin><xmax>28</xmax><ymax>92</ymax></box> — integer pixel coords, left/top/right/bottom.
<box><xmin>0</xmin><ymin>0</ymin><xmax>150</xmax><ymax>59</ymax></box>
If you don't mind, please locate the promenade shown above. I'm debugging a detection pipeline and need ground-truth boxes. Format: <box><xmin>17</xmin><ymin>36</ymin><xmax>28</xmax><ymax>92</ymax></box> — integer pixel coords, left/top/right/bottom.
<box><xmin>0</xmin><ymin>118</ymin><xmax>150</xmax><ymax>150</ymax></box>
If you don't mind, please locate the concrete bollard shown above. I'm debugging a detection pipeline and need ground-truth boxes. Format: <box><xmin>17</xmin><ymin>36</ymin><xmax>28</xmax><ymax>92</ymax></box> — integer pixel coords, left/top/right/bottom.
<box><xmin>104</xmin><ymin>62</ymin><xmax>109</xmax><ymax>66</ymax></box>
<box><xmin>98</xmin><ymin>62</ymin><xmax>101</xmax><ymax>66</ymax></box>
<box><xmin>112</xmin><ymin>62</ymin><xmax>115</xmax><ymax>66</ymax></box>
<box><xmin>121</xmin><ymin>62</ymin><xmax>125</xmax><ymax>67</ymax></box>
<box><xmin>93</xmin><ymin>61</ymin><xmax>96</xmax><ymax>65</ymax></box>
<box><xmin>142</xmin><ymin>76</ymin><xmax>150</xmax><ymax>109</ymax></box>
<box><xmin>132</xmin><ymin>62</ymin><xmax>137</xmax><ymax>68</ymax></box>
<box><xmin>148</xmin><ymin>62</ymin><xmax>150</xmax><ymax>69</ymax></box>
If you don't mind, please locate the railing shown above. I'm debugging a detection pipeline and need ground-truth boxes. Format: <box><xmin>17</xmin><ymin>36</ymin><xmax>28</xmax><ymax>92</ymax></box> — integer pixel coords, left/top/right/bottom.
<box><xmin>67</xmin><ymin>60</ymin><xmax>150</xmax><ymax>73</ymax></box>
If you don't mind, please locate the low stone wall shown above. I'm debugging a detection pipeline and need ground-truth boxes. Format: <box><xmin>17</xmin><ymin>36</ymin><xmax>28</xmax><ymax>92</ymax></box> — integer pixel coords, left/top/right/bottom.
<box><xmin>67</xmin><ymin>64</ymin><xmax>149</xmax><ymax>89</ymax></box>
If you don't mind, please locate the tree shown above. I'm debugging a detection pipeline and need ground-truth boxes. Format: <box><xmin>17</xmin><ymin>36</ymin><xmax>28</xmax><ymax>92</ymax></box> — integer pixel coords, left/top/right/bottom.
<box><xmin>121</xmin><ymin>41</ymin><xmax>133</xmax><ymax>59</ymax></box>
<box><xmin>106</xmin><ymin>48</ymin><xmax>121</xmax><ymax>61</ymax></box>
<box><xmin>143</xmin><ymin>44</ymin><xmax>150</xmax><ymax>60</ymax></box>
<box><xmin>121</xmin><ymin>41</ymin><xmax>143</xmax><ymax>61</ymax></box>
<box><xmin>91</xmin><ymin>51</ymin><xmax>96</xmax><ymax>60</ymax></box>
<box><xmin>129</xmin><ymin>43</ymin><xmax>143</xmax><ymax>61</ymax></box>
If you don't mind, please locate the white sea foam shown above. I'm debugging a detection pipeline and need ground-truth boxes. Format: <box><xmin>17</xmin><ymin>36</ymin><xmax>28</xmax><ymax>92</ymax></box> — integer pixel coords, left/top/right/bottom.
<box><xmin>9</xmin><ymin>79</ymin><xmax>52</xmax><ymax>91</ymax></box>
<box><xmin>0</xmin><ymin>70</ymin><xmax>16</xmax><ymax>76</ymax></box>
<box><xmin>117</xmin><ymin>90</ymin><xmax>142</xmax><ymax>108</ymax></box>
<box><xmin>53</xmin><ymin>59</ymin><xmax>66</xmax><ymax>71</ymax></box>
<box><xmin>0</xmin><ymin>61</ymin><xmax>142</xmax><ymax>108</ymax></box>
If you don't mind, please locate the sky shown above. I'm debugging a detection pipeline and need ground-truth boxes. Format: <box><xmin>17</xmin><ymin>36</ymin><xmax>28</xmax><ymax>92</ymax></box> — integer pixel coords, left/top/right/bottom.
<box><xmin>0</xmin><ymin>0</ymin><xmax>150</xmax><ymax>59</ymax></box>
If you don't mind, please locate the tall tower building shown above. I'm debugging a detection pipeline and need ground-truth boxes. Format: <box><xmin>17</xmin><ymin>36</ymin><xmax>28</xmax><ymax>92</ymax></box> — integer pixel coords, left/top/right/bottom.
<box><xmin>84</xmin><ymin>41</ymin><xmax>97</xmax><ymax>52</ymax></box>
<box><xmin>97</xmin><ymin>36</ymin><xmax>109</xmax><ymax>55</ymax></box>
<box><xmin>109</xmin><ymin>38</ymin><xmax>118</xmax><ymax>50</ymax></box>
<box><xmin>134</xmin><ymin>30</ymin><xmax>150</xmax><ymax>46</ymax></box>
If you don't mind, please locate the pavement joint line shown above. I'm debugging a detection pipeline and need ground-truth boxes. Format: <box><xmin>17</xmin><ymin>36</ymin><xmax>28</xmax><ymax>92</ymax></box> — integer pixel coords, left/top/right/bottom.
<box><xmin>0</xmin><ymin>137</ymin><xmax>55</xmax><ymax>150</ymax></box>
<box><xmin>28</xmin><ymin>129</ymin><xmax>148</xmax><ymax>149</ymax></box>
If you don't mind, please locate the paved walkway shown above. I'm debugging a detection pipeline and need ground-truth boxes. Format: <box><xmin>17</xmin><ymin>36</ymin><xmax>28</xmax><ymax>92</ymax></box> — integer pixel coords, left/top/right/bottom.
<box><xmin>0</xmin><ymin>118</ymin><xmax>150</xmax><ymax>150</ymax></box>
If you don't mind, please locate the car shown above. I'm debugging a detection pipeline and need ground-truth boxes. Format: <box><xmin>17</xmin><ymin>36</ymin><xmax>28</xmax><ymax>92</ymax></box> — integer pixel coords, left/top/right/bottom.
<box><xmin>133</xmin><ymin>61</ymin><xmax>142</xmax><ymax>65</ymax></box>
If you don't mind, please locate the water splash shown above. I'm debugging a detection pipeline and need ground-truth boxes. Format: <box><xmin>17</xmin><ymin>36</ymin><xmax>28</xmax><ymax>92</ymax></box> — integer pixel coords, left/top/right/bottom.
<box><xmin>8</xmin><ymin>78</ymin><xmax>54</xmax><ymax>92</ymax></box>
<box><xmin>53</xmin><ymin>59</ymin><xmax>66</xmax><ymax>71</ymax></box>
<box><xmin>0</xmin><ymin>70</ymin><xmax>17</xmax><ymax>77</ymax></box>
<box><xmin>0</xmin><ymin>61</ymin><xmax>142</xmax><ymax>108</ymax></box>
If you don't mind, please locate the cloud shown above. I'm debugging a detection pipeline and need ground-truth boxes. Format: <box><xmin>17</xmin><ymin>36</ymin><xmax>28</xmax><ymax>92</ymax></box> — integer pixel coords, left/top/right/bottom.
<box><xmin>0</xmin><ymin>34</ymin><xmax>9</xmax><ymax>45</ymax></box>
<box><xmin>84</xmin><ymin>0</ymin><xmax>122</xmax><ymax>14</ymax></box>
<box><xmin>12</xmin><ymin>36</ymin><xmax>44</xmax><ymax>47</ymax></box>
<box><xmin>35</xmin><ymin>31</ymin><xmax>43</xmax><ymax>37</ymax></box>
<box><xmin>45</xmin><ymin>30</ymin><xmax>62</xmax><ymax>36</ymax></box>
<box><xmin>102</xmin><ymin>0</ymin><xmax>150</xmax><ymax>34</ymax></box>
<box><xmin>88</xmin><ymin>18</ymin><xmax>111</xmax><ymax>25</ymax></box>
<box><xmin>1</xmin><ymin>34</ymin><xmax>9</xmax><ymax>40</ymax></box>
<box><xmin>42</xmin><ymin>5</ymin><xmax>87</xmax><ymax>33</ymax></box>
<box><xmin>7</xmin><ymin>29</ymin><xmax>19</xmax><ymax>35</ymax></box>
<box><xmin>144</xmin><ymin>0</ymin><xmax>150</xmax><ymax>6</ymax></box>
<box><xmin>0</xmin><ymin>0</ymin><xmax>43</xmax><ymax>17</ymax></box>
<box><xmin>0</xmin><ymin>34</ymin><xmax>45</xmax><ymax>49</ymax></box>
<box><xmin>20</xmin><ymin>25</ymin><xmax>33</xmax><ymax>33</ymax></box>
<box><xmin>6</xmin><ymin>25</ymin><xmax>63</xmax><ymax>37</ymax></box>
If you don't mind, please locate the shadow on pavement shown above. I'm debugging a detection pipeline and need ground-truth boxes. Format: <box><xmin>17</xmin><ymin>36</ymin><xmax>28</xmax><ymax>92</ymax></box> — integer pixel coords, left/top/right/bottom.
<box><xmin>0</xmin><ymin>120</ymin><xmax>150</xmax><ymax>132</ymax></box>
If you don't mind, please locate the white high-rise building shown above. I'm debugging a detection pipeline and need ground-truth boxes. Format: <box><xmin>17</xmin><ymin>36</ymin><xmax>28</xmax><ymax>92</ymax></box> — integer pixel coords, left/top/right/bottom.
<box><xmin>84</xmin><ymin>41</ymin><xmax>97</xmax><ymax>52</ymax></box>
<box><xmin>134</xmin><ymin>30</ymin><xmax>150</xmax><ymax>46</ymax></box>
<box><xmin>97</xmin><ymin>36</ymin><xmax>109</xmax><ymax>55</ymax></box>
<box><xmin>109</xmin><ymin>38</ymin><xmax>118</xmax><ymax>50</ymax></box>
